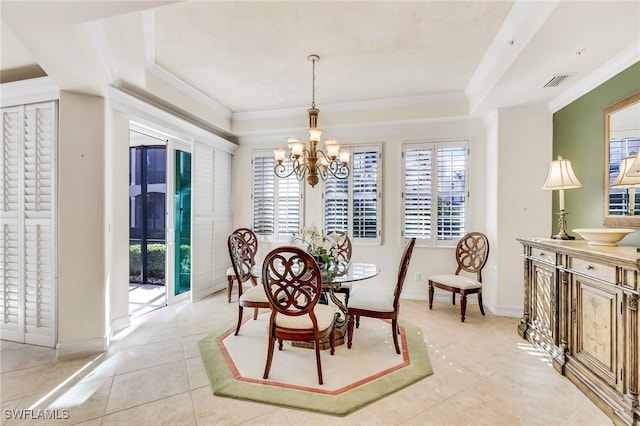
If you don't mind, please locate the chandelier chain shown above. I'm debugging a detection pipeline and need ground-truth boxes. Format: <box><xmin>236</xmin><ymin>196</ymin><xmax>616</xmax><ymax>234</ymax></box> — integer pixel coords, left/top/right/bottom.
<box><xmin>311</xmin><ymin>57</ymin><xmax>316</xmax><ymax>109</ymax></box>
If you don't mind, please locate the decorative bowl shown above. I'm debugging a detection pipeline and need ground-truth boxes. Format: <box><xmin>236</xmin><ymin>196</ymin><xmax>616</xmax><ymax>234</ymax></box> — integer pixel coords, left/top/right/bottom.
<box><xmin>572</xmin><ymin>228</ymin><xmax>635</xmax><ymax>246</ymax></box>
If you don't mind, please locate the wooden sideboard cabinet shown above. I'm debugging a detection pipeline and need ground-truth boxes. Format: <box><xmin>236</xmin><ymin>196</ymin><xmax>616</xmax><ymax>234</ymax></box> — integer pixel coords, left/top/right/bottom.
<box><xmin>517</xmin><ymin>237</ymin><xmax>639</xmax><ymax>426</ymax></box>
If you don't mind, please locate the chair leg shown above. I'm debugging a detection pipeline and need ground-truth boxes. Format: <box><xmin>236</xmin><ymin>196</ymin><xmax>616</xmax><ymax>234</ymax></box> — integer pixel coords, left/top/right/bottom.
<box><xmin>428</xmin><ymin>283</ymin><xmax>434</xmax><ymax>309</ymax></box>
<box><xmin>356</xmin><ymin>315</ymin><xmax>360</xmax><ymax>328</ymax></box>
<box><xmin>347</xmin><ymin>315</ymin><xmax>354</xmax><ymax>349</ymax></box>
<box><xmin>234</xmin><ymin>306</ymin><xmax>244</xmax><ymax>335</ymax></box>
<box><xmin>452</xmin><ymin>292</ymin><xmax>456</xmax><ymax>305</ymax></box>
<box><xmin>391</xmin><ymin>318</ymin><xmax>400</xmax><ymax>354</ymax></box>
<box><xmin>460</xmin><ymin>293</ymin><xmax>468</xmax><ymax>322</ymax></box>
<box><xmin>227</xmin><ymin>276</ymin><xmax>234</xmax><ymax>303</ymax></box>
<box><xmin>314</xmin><ymin>338</ymin><xmax>324</xmax><ymax>385</ymax></box>
<box><xmin>329</xmin><ymin>325</ymin><xmax>336</xmax><ymax>356</ymax></box>
<box><xmin>478</xmin><ymin>292</ymin><xmax>486</xmax><ymax>316</ymax></box>
<box><xmin>253</xmin><ymin>307</ymin><xmax>259</xmax><ymax>320</ymax></box>
<box><xmin>263</xmin><ymin>335</ymin><xmax>276</xmax><ymax>379</ymax></box>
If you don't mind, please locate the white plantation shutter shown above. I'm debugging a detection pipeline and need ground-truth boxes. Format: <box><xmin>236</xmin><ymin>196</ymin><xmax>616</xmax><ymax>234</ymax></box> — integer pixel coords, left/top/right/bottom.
<box><xmin>213</xmin><ymin>151</ymin><xmax>232</xmax><ymax>292</ymax></box>
<box><xmin>323</xmin><ymin>145</ymin><xmax>381</xmax><ymax>243</ymax></box>
<box><xmin>252</xmin><ymin>151</ymin><xmax>301</xmax><ymax>239</ymax></box>
<box><xmin>403</xmin><ymin>145</ymin><xmax>432</xmax><ymax>239</ymax></box>
<box><xmin>436</xmin><ymin>145</ymin><xmax>466</xmax><ymax>240</ymax></box>
<box><xmin>402</xmin><ymin>140</ymin><xmax>468</xmax><ymax>246</ymax></box>
<box><xmin>252</xmin><ymin>155</ymin><xmax>275</xmax><ymax>236</ymax></box>
<box><xmin>191</xmin><ymin>141</ymin><xmax>216</xmax><ymax>301</ymax></box>
<box><xmin>352</xmin><ymin>149</ymin><xmax>380</xmax><ymax>240</ymax></box>
<box><xmin>1</xmin><ymin>224</ymin><xmax>20</xmax><ymax>341</ymax></box>
<box><xmin>1</xmin><ymin>101</ymin><xmax>57</xmax><ymax>346</ymax></box>
<box><xmin>324</xmin><ymin>177</ymin><xmax>348</xmax><ymax>232</ymax></box>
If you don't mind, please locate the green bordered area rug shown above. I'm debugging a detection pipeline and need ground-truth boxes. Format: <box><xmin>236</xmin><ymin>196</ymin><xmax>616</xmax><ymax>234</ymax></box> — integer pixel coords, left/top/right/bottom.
<box><xmin>198</xmin><ymin>314</ymin><xmax>433</xmax><ymax>416</ymax></box>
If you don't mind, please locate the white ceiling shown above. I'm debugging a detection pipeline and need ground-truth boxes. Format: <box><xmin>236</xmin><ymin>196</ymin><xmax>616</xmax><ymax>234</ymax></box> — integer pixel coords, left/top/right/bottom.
<box><xmin>1</xmin><ymin>1</ymin><xmax>639</xmax><ymax>135</ymax></box>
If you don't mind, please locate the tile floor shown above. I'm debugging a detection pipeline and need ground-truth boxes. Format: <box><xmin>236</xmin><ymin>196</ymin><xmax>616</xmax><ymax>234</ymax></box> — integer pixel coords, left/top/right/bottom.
<box><xmin>1</xmin><ymin>290</ymin><xmax>612</xmax><ymax>425</ymax></box>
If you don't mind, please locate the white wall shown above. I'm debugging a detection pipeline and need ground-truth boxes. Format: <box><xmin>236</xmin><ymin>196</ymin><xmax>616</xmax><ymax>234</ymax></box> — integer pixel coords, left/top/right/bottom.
<box><xmin>485</xmin><ymin>106</ymin><xmax>553</xmax><ymax>316</ymax></box>
<box><xmin>106</xmin><ymin>109</ymin><xmax>131</xmax><ymax>337</ymax></box>
<box><xmin>57</xmin><ymin>91</ymin><xmax>107</xmax><ymax>354</ymax></box>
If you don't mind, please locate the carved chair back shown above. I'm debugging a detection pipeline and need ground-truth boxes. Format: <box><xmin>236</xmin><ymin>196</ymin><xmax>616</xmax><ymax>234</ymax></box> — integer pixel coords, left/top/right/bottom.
<box><xmin>330</xmin><ymin>230</ymin><xmax>352</xmax><ymax>264</ymax></box>
<box><xmin>393</xmin><ymin>238</ymin><xmax>417</xmax><ymax>310</ymax></box>
<box><xmin>454</xmin><ymin>232</ymin><xmax>490</xmax><ymax>282</ymax></box>
<box><xmin>262</xmin><ymin>246</ymin><xmax>322</xmax><ymax>317</ymax></box>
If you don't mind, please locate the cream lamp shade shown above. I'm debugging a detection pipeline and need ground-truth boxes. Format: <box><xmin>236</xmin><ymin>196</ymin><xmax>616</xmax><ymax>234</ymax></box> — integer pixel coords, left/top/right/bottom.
<box><xmin>612</xmin><ymin>153</ymin><xmax>640</xmax><ymax>186</ymax></box>
<box><xmin>542</xmin><ymin>155</ymin><xmax>582</xmax><ymax>191</ymax></box>
<box><xmin>542</xmin><ymin>155</ymin><xmax>582</xmax><ymax>240</ymax></box>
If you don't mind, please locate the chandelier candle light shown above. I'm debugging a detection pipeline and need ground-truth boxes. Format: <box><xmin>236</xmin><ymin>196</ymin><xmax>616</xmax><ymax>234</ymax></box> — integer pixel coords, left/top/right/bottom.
<box><xmin>542</xmin><ymin>155</ymin><xmax>582</xmax><ymax>240</ymax></box>
<box><xmin>273</xmin><ymin>55</ymin><xmax>350</xmax><ymax>187</ymax></box>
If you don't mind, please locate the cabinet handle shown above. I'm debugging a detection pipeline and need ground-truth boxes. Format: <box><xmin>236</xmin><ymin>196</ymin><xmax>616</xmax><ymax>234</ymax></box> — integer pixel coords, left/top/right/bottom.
<box><xmin>586</xmin><ymin>265</ymin><xmax>594</xmax><ymax>270</ymax></box>
<box><xmin>539</xmin><ymin>252</ymin><xmax>545</xmax><ymax>257</ymax></box>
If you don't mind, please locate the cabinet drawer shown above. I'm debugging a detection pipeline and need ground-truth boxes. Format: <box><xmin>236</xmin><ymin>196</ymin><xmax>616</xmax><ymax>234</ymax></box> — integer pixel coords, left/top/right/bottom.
<box><xmin>571</xmin><ymin>258</ymin><xmax>616</xmax><ymax>284</ymax></box>
<box><xmin>530</xmin><ymin>248</ymin><xmax>556</xmax><ymax>265</ymax></box>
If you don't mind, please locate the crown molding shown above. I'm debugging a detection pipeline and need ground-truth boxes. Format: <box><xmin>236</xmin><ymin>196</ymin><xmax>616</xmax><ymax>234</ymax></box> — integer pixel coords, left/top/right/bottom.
<box><xmin>233</xmin><ymin>92</ymin><xmax>468</xmax><ymax>122</ymax></box>
<box><xmin>85</xmin><ymin>20</ymin><xmax>121</xmax><ymax>88</ymax></box>
<box><xmin>0</xmin><ymin>77</ymin><xmax>59</xmax><ymax>107</ymax></box>
<box><xmin>548</xmin><ymin>41</ymin><xmax>640</xmax><ymax>113</ymax></box>
<box><xmin>466</xmin><ymin>0</ymin><xmax>559</xmax><ymax>114</ymax></box>
<box><xmin>236</xmin><ymin>114</ymin><xmax>481</xmax><ymax>145</ymax></box>
<box><xmin>142</xmin><ymin>10</ymin><xmax>232</xmax><ymax>120</ymax></box>
<box><xmin>108</xmin><ymin>86</ymin><xmax>238</xmax><ymax>154</ymax></box>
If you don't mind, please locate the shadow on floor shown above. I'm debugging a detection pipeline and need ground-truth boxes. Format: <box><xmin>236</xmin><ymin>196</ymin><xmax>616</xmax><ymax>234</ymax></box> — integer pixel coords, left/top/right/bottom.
<box><xmin>129</xmin><ymin>283</ymin><xmax>166</xmax><ymax>319</ymax></box>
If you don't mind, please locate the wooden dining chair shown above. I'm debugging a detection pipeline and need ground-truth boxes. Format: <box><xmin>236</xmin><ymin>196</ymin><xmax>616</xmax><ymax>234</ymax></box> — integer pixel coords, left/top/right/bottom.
<box><xmin>262</xmin><ymin>246</ymin><xmax>337</xmax><ymax>385</ymax></box>
<box><xmin>346</xmin><ymin>238</ymin><xmax>416</xmax><ymax>354</ymax></box>
<box><xmin>228</xmin><ymin>232</ymin><xmax>270</xmax><ymax>335</ymax></box>
<box><xmin>226</xmin><ymin>228</ymin><xmax>259</xmax><ymax>302</ymax></box>
<box><xmin>427</xmin><ymin>232</ymin><xmax>489</xmax><ymax>322</ymax></box>
<box><xmin>328</xmin><ymin>230</ymin><xmax>352</xmax><ymax>304</ymax></box>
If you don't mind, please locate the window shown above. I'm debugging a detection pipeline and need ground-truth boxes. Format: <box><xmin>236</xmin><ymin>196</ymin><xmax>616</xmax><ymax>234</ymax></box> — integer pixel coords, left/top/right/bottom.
<box><xmin>252</xmin><ymin>151</ymin><xmax>302</xmax><ymax>239</ymax></box>
<box><xmin>402</xmin><ymin>140</ymin><xmax>468</xmax><ymax>246</ymax></box>
<box><xmin>608</xmin><ymin>137</ymin><xmax>640</xmax><ymax>215</ymax></box>
<box><xmin>324</xmin><ymin>145</ymin><xmax>381</xmax><ymax>243</ymax></box>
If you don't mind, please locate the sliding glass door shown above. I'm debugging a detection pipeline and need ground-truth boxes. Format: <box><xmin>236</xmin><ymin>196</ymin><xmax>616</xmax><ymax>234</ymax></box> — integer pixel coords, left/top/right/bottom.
<box><xmin>166</xmin><ymin>142</ymin><xmax>192</xmax><ymax>303</ymax></box>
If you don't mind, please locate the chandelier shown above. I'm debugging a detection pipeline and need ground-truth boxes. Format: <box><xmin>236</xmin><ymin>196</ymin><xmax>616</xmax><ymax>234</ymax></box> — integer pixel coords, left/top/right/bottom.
<box><xmin>273</xmin><ymin>55</ymin><xmax>350</xmax><ymax>187</ymax></box>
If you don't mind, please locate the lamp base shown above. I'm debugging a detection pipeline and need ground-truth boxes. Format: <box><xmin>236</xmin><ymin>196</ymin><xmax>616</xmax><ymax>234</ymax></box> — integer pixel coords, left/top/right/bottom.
<box><xmin>552</xmin><ymin>210</ymin><xmax>574</xmax><ymax>240</ymax></box>
<box><xmin>551</xmin><ymin>233</ymin><xmax>575</xmax><ymax>240</ymax></box>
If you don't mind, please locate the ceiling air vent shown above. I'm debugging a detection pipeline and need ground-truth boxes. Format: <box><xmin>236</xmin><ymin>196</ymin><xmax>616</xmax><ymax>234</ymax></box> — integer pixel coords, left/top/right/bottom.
<box><xmin>543</xmin><ymin>74</ymin><xmax>571</xmax><ymax>88</ymax></box>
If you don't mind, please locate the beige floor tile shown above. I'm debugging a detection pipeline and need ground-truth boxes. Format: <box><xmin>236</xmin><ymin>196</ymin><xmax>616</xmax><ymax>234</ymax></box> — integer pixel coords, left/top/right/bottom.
<box><xmin>101</xmin><ymin>392</ymin><xmax>195</xmax><ymax>426</ymax></box>
<box><xmin>0</xmin><ymin>292</ymin><xmax>615</xmax><ymax>426</ymax></box>
<box><xmin>105</xmin><ymin>360</ymin><xmax>189</xmax><ymax>414</ymax></box>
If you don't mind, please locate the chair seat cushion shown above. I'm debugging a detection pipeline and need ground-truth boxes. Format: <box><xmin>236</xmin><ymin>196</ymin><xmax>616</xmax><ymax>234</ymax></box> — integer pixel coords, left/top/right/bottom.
<box><xmin>239</xmin><ymin>285</ymin><xmax>270</xmax><ymax>303</ymax></box>
<box><xmin>226</xmin><ymin>267</ymin><xmax>235</xmax><ymax>277</ymax></box>
<box><xmin>250</xmin><ymin>264</ymin><xmax>262</xmax><ymax>278</ymax></box>
<box><xmin>347</xmin><ymin>287</ymin><xmax>394</xmax><ymax>312</ymax></box>
<box><xmin>273</xmin><ymin>304</ymin><xmax>337</xmax><ymax>330</ymax></box>
<box><xmin>429</xmin><ymin>274</ymin><xmax>481</xmax><ymax>290</ymax></box>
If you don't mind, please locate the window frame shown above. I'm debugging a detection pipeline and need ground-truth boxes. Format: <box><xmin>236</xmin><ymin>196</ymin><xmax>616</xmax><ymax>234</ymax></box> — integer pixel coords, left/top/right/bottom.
<box><xmin>251</xmin><ymin>149</ymin><xmax>304</xmax><ymax>242</ymax></box>
<box><xmin>401</xmin><ymin>139</ymin><xmax>469</xmax><ymax>247</ymax></box>
<box><xmin>322</xmin><ymin>144</ymin><xmax>382</xmax><ymax>245</ymax></box>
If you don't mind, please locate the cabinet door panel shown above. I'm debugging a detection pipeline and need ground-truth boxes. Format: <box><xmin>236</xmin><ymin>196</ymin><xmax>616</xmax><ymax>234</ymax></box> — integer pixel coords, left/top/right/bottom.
<box><xmin>573</xmin><ymin>275</ymin><xmax>621</xmax><ymax>388</ymax></box>
<box><xmin>531</xmin><ymin>262</ymin><xmax>557</xmax><ymax>346</ymax></box>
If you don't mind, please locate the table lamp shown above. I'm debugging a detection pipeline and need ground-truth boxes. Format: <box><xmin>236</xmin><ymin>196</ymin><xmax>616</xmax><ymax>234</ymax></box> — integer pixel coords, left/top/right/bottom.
<box><xmin>611</xmin><ymin>152</ymin><xmax>640</xmax><ymax>215</ymax></box>
<box><xmin>542</xmin><ymin>155</ymin><xmax>582</xmax><ymax>240</ymax></box>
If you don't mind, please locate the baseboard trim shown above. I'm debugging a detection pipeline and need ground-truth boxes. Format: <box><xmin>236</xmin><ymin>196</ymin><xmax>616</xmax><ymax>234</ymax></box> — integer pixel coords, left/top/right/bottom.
<box><xmin>110</xmin><ymin>315</ymin><xmax>131</xmax><ymax>338</ymax></box>
<box><xmin>56</xmin><ymin>337</ymin><xmax>107</xmax><ymax>360</ymax></box>
<box><xmin>401</xmin><ymin>289</ymin><xmax>522</xmax><ymax>317</ymax></box>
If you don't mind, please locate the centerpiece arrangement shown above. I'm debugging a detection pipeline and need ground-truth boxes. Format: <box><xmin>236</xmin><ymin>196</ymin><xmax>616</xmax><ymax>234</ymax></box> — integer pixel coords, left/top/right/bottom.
<box><xmin>290</xmin><ymin>225</ymin><xmax>343</xmax><ymax>269</ymax></box>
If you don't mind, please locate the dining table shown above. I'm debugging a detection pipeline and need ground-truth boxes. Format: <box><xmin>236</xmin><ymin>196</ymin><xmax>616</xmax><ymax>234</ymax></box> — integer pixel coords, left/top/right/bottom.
<box><xmin>293</xmin><ymin>261</ymin><xmax>379</xmax><ymax>350</ymax></box>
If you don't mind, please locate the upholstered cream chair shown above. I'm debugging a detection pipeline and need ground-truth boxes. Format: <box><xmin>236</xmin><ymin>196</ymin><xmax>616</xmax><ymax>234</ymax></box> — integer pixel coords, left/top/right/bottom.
<box><xmin>262</xmin><ymin>246</ymin><xmax>336</xmax><ymax>385</ymax></box>
<box><xmin>226</xmin><ymin>228</ymin><xmax>259</xmax><ymax>302</ymax></box>
<box><xmin>427</xmin><ymin>232</ymin><xmax>490</xmax><ymax>322</ymax></box>
<box><xmin>346</xmin><ymin>238</ymin><xmax>416</xmax><ymax>354</ymax></box>
<box><xmin>228</xmin><ymin>232</ymin><xmax>269</xmax><ymax>335</ymax></box>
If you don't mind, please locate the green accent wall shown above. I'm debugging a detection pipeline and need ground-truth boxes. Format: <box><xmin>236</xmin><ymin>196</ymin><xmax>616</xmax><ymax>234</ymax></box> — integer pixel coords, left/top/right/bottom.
<box><xmin>553</xmin><ymin>61</ymin><xmax>640</xmax><ymax>245</ymax></box>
